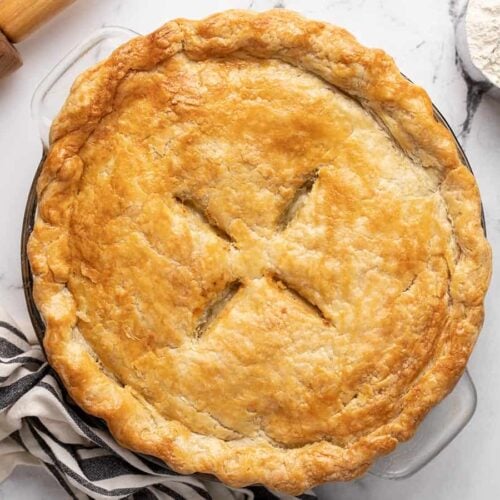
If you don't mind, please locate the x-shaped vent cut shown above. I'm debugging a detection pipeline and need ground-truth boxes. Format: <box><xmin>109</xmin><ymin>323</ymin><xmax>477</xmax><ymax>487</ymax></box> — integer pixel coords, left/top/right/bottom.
<box><xmin>175</xmin><ymin>168</ymin><xmax>330</xmax><ymax>338</ymax></box>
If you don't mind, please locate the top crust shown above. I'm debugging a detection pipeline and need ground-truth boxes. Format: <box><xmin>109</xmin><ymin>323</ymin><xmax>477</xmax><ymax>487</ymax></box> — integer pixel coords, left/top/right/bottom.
<box><xmin>27</xmin><ymin>9</ymin><xmax>491</xmax><ymax>494</ymax></box>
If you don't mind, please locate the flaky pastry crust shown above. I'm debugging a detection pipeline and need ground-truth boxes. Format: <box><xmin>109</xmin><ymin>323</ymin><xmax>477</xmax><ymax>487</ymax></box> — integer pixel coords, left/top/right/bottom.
<box><xmin>28</xmin><ymin>9</ymin><xmax>491</xmax><ymax>494</ymax></box>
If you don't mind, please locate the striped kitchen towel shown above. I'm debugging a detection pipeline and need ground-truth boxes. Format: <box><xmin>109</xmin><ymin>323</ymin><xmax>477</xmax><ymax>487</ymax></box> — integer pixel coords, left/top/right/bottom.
<box><xmin>0</xmin><ymin>309</ymin><xmax>316</xmax><ymax>500</ymax></box>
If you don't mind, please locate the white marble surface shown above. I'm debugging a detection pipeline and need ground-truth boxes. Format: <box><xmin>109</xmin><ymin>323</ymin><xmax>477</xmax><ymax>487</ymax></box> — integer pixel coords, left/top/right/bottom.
<box><xmin>0</xmin><ymin>0</ymin><xmax>499</xmax><ymax>498</ymax></box>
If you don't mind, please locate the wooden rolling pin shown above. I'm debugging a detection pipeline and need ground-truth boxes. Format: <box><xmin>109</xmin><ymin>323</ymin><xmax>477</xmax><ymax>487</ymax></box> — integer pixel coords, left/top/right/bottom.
<box><xmin>0</xmin><ymin>0</ymin><xmax>75</xmax><ymax>78</ymax></box>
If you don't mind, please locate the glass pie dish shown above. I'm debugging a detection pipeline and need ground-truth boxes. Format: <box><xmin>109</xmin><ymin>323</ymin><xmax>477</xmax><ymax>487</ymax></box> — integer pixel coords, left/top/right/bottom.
<box><xmin>21</xmin><ymin>26</ymin><xmax>484</xmax><ymax>483</ymax></box>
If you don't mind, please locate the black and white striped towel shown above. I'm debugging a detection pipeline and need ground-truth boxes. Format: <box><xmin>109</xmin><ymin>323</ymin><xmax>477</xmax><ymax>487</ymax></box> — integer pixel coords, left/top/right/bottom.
<box><xmin>0</xmin><ymin>308</ymin><xmax>316</xmax><ymax>500</ymax></box>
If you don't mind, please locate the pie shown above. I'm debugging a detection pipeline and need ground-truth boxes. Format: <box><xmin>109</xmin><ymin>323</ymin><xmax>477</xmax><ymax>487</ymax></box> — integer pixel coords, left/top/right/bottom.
<box><xmin>28</xmin><ymin>9</ymin><xmax>491</xmax><ymax>494</ymax></box>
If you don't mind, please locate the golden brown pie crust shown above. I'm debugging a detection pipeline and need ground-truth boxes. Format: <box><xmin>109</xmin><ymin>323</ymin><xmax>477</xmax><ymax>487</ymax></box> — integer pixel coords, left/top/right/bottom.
<box><xmin>28</xmin><ymin>9</ymin><xmax>491</xmax><ymax>494</ymax></box>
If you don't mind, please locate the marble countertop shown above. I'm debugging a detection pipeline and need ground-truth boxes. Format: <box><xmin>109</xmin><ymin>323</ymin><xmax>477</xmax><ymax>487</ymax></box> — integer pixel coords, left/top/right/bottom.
<box><xmin>0</xmin><ymin>0</ymin><xmax>498</xmax><ymax>499</ymax></box>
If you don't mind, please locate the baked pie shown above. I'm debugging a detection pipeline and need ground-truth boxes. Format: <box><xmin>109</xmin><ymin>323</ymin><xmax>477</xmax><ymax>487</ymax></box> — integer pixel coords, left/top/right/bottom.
<box><xmin>28</xmin><ymin>9</ymin><xmax>491</xmax><ymax>493</ymax></box>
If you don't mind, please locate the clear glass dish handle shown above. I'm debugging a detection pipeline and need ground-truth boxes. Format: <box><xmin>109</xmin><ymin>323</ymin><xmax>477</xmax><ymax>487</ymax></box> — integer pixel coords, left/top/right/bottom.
<box><xmin>31</xmin><ymin>26</ymin><xmax>139</xmax><ymax>149</ymax></box>
<box><xmin>29</xmin><ymin>25</ymin><xmax>479</xmax><ymax>482</ymax></box>
<box><xmin>370</xmin><ymin>370</ymin><xmax>476</xmax><ymax>478</ymax></box>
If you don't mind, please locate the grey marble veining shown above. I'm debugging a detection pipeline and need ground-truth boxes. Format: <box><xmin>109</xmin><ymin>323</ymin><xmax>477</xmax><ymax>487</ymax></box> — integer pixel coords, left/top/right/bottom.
<box><xmin>0</xmin><ymin>1</ymin><xmax>498</xmax><ymax>499</ymax></box>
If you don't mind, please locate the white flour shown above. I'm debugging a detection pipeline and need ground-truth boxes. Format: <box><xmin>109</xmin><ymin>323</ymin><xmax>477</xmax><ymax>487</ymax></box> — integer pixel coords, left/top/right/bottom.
<box><xmin>466</xmin><ymin>0</ymin><xmax>500</xmax><ymax>86</ymax></box>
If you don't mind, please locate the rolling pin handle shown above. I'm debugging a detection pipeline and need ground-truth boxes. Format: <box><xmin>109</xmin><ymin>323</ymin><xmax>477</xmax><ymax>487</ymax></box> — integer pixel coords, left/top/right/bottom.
<box><xmin>0</xmin><ymin>29</ymin><xmax>22</xmax><ymax>77</ymax></box>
